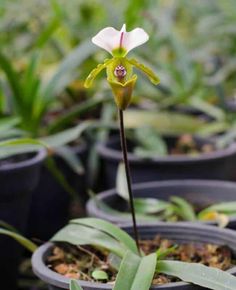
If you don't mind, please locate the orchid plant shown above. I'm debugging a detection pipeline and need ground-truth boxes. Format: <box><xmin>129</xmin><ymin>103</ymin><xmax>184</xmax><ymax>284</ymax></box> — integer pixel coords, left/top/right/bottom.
<box><xmin>2</xmin><ymin>24</ymin><xmax>236</xmax><ymax>290</ymax></box>
<box><xmin>85</xmin><ymin>24</ymin><xmax>160</xmax><ymax>252</ymax></box>
<box><xmin>1</xmin><ymin>217</ymin><xmax>236</xmax><ymax>290</ymax></box>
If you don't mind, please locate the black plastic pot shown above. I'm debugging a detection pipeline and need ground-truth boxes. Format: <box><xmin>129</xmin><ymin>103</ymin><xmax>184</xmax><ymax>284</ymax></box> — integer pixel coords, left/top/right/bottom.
<box><xmin>32</xmin><ymin>223</ymin><xmax>236</xmax><ymax>290</ymax></box>
<box><xmin>97</xmin><ymin>135</ymin><xmax>236</xmax><ymax>189</ymax></box>
<box><xmin>0</xmin><ymin>149</ymin><xmax>46</xmax><ymax>290</ymax></box>
<box><xmin>86</xmin><ymin>179</ymin><xmax>236</xmax><ymax>228</ymax></box>
<box><xmin>27</xmin><ymin>142</ymin><xmax>88</xmax><ymax>242</ymax></box>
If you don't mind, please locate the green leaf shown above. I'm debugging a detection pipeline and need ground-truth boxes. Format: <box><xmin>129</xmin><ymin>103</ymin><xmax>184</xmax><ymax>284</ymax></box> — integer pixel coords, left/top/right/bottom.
<box><xmin>51</xmin><ymin>223</ymin><xmax>127</xmax><ymax>258</ymax></box>
<box><xmin>70</xmin><ymin>218</ymin><xmax>139</xmax><ymax>255</ymax></box>
<box><xmin>42</xmin><ymin>39</ymin><xmax>98</xmax><ymax>99</ymax></box>
<box><xmin>0</xmin><ymin>144</ymin><xmax>43</xmax><ymax>159</ymax></box>
<box><xmin>157</xmin><ymin>260</ymin><xmax>236</xmax><ymax>290</ymax></box>
<box><xmin>0</xmin><ymin>121</ymin><xmax>114</xmax><ymax>159</ymax></box>
<box><xmin>134</xmin><ymin>198</ymin><xmax>169</xmax><ymax>215</ymax></box>
<box><xmin>108</xmin><ymin>253</ymin><xmax>122</xmax><ymax>271</ymax></box>
<box><xmin>0</xmin><ymin>228</ymin><xmax>37</xmax><ymax>253</ymax></box>
<box><xmin>197</xmin><ymin>122</ymin><xmax>229</xmax><ymax>137</ymax></box>
<box><xmin>22</xmin><ymin>52</ymin><xmax>41</xmax><ymax>106</ymax></box>
<box><xmin>0</xmin><ymin>51</ymin><xmax>22</xmax><ymax>109</ymax></box>
<box><xmin>124</xmin><ymin>110</ymin><xmax>206</xmax><ymax>135</ymax></box>
<box><xmin>0</xmin><ymin>138</ymin><xmax>47</xmax><ymax>148</ymax></box>
<box><xmin>215</xmin><ymin>126</ymin><xmax>236</xmax><ymax>149</ymax></box>
<box><xmin>130</xmin><ymin>253</ymin><xmax>157</xmax><ymax>290</ymax></box>
<box><xmin>128</xmin><ymin>58</ymin><xmax>160</xmax><ymax>85</ymax></box>
<box><xmin>0</xmin><ymin>116</ymin><xmax>21</xmax><ymax>132</ymax></box>
<box><xmin>0</xmin><ymin>138</ymin><xmax>47</xmax><ymax>159</ymax></box>
<box><xmin>70</xmin><ymin>279</ymin><xmax>83</xmax><ymax>290</ymax></box>
<box><xmin>113</xmin><ymin>251</ymin><xmax>157</xmax><ymax>290</ymax></box>
<box><xmin>113</xmin><ymin>251</ymin><xmax>141</xmax><ymax>290</ymax></box>
<box><xmin>170</xmin><ymin>196</ymin><xmax>197</xmax><ymax>221</ymax></box>
<box><xmin>91</xmin><ymin>270</ymin><xmax>108</xmax><ymax>281</ymax></box>
<box><xmin>54</xmin><ymin>146</ymin><xmax>84</xmax><ymax>175</ymax></box>
<box><xmin>116</xmin><ymin>163</ymin><xmax>129</xmax><ymax>200</ymax></box>
<box><xmin>40</xmin><ymin>121</ymin><xmax>93</xmax><ymax>148</ymax></box>
<box><xmin>35</xmin><ymin>16</ymin><xmax>60</xmax><ymax>49</ymax></box>
<box><xmin>125</xmin><ymin>0</ymin><xmax>148</xmax><ymax>27</ymax></box>
<box><xmin>0</xmin><ymin>220</ymin><xmax>19</xmax><ymax>233</ymax></box>
<box><xmin>0</xmin><ymin>128</ymin><xmax>27</xmax><ymax>140</ymax></box>
<box><xmin>48</xmin><ymin>95</ymin><xmax>111</xmax><ymax>133</ymax></box>
<box><xmin>133</xmin><ymin>126</ymin><xmax>168</xmax><ymax>158</ymax></box>
<box><xmin>188</xmin><ymin>98</ymin><xmax>225</xmax><ymax>121</ymax></box>
<box><xmin>88</xmin><ymin>190</ymin><xmax>159</xmax><ymax>222</ymax></box>
<box><xmin>198</xmin><ymin>202</ymin><xmax>236</xmax><ymax>219</ymax></box>
<box><xmin>156</xmin><ymin>245</ymin><xmax>177</xmax><ymax>260</ymax></box>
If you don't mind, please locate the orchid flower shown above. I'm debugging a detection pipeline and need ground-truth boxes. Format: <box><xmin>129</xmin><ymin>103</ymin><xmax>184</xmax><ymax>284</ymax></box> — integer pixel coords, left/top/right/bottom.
<box><xmin>84</xmin><ymin>24</ymin><xmax>160</xmax><ymax>110</ymax></box>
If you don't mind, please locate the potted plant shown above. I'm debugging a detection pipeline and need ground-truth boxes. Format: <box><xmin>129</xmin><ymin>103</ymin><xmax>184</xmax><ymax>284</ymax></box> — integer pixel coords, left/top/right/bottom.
<box><xmin>30</xmin><ymin>23</ymin><xmax>236</xmax><ymax>290</ymax></box>
<box><xmin>86</xmin><ymin>179</ymin><xmax>236</xmax><ymax>228</ymax></box>
<box><xmin>2</xmin><ymin>217</ymin><xmax>236</xmax><ymax>290</ymax></box>
<box><xmin>0</xmin><ymin>41</ymin><xmax>103</xmax><ymax>240</ymax></box>
<box><xmin>31</xmin><ymin>219</ymin><xmax>236</xmax><ymax>290</ymax></box>
<box><xmin>0</xmin><ymin>147</ymin><xmax>46</xmax><ymax>290</ymax></box>
<box><xmin>0</xmin><ymin>22</ymin><xmax>232</xmax><ymax>290</ymax></box>
<box><xmin>96</xmin><ymin>130</ymin><xmax>236</xmax><ymax>189</ymax></box>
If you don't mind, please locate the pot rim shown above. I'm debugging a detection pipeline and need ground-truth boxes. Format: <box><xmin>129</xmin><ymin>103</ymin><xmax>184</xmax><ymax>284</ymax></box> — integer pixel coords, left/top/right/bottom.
<box><xmin>86</xmin><ymin>179</ymin><xmax>236</xmax><ymax>225</ymax></box>
<box><xmin>0</xmin><ymin>148</ymin><xmax>46</xmax><ymax>172</ymax></box>
<box><xmin>96</xmin><ymin>136</ymin><xmax>236</xmax><ymax>164</ymax></box>
<box><xmin>32</xmin><ymin>223</ymin><xmax>236</xmax><ymax>290</ymax></box>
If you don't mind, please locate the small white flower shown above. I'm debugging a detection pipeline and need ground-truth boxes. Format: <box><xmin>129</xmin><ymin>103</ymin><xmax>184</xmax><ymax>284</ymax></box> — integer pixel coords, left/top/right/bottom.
<box><xmin>92</xmin><ymin>24</ymin><xmax>149</xmax><ymax>57</ymax></box>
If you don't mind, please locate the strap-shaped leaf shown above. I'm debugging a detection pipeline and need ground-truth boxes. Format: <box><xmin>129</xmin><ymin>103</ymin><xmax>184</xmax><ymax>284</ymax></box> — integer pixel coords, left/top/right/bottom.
<box><xmin>116</xmin><ymin>162</ymin><xmax>129</xmax><ymax>200</ymax></box>
<box><xmin>113</xmin><ymin>251</ymin><xmax>141</xmax><ymax>290</ymax></box>
<box><xmin>157</xmin><ymin>260</ymin><xmax>236</xmax><ymax>290</ymax></box>
<box><xmin>43</xmin><ymin>39</ymin><xmax>98</xmax><ymax>99</ymax></box>
<box><xmin>0</xmin><ymin>220</ymin><xmax>20</xmax><ymax>233</ymax></box>
<box><xmin>0</xmin><ymin>228</ymin><xmax>37</xmax><ymax>253</ymax></box>
<box><xmin>199</xmin><ymin>202</ymin><xmax>236</xmax><ymax>216</ymax></box>
<box><xmin>170</xmin><ymin>196</ymin><xmax>197</xmax><ymax>221</ymax></box>
<box><xmin>54</xmin><ymin>145</ymin><xmax>84</xmax><ymax>175</ymax></box>
<box><xmin>40</xmin><ymin>121</ymin><xmax>92</xmax><ymax>147</ymax></box>
<box><xmin>134</xmin><ymin>198</ymin><xmax>169</xmax><ymax>215</ymax></box>
<box><xmin>89</xmin><ymin>190</ymin><xmax>160</xmax><ymax>222</ymax></box>
<box><xmin>48</xmin><ymin>95</ymin><xmax>111</xmax><ymax>133</ymax></box>
<box><xmin>70</xmin><ymin>218</ymin><xmax>139</xmax><ymax>255</ymax></box>
<box><xmin>131</xmin><ymin>253</ymin><xmax>157</xmax><ymax>290</ymax></box>
<box><xmin>128</xmin><ymin>58</ymin><xmax>160</xmax><ymax>85</ymax></box>
<box><xmin>133</xmin><ymin>126</ymin><xmax>168</xmax><ymax>158</ymax></box>
<box><xmin>84</xmin><ymin>59</ymin><xmax>113</xmax><ymax>88</ymax></box>
<box><xmin>123</xmin><ymin>110</ymin><xmax>206</xmax><ymax>134</ymax></box>
<box><xmin>0</xmin><ymin>50</ymin><xmax>23</xmax><ymax>108</ymax></box>
<box><xmin>0</xmin><ymin>138</ymin><xmax>48</xmax><ymax>158</ymax></box>
<box><xmin>70</xmin><ymin>279</ymin><xmax>83</xmax><ymax>290</ymax></box>
<box><xmin>51</xmin><ymin>223</ymin><xmax>127</xmax><ymax>257</ymax></box>
<box><xmin>113</xmin><ymin>251</ymin><xmax>157</xmax><ymax>290</ymax></box>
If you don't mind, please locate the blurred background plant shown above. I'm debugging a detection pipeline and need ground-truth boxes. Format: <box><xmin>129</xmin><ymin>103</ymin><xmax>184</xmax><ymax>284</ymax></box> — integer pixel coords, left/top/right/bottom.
<box><xmin>1</xmin><ymin>0</ymin><xmax>236</xmax><ymax>144</ymax></box>
<box><xmin>1</xmin><ymin>0</ymin><xmax>236</xmax><ymax>200</ymax></box>
<box><xmin>0</xmin><ymin>1</ymin><xmax>236</xmax><ymax>288</ymax></box>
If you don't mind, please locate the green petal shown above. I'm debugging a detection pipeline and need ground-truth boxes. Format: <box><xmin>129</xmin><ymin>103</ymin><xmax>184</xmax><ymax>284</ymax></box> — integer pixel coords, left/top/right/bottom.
<box><xmin>128</xmin><ymin>58</ymin><xmax>160</xmax><ymax>85</ymax></box>
<box><xmin>107</xmin><ymin>74</ymin><xmax>137</xmax><ymax>110</ymax></box>
<box><xmin>84</xmin><ymin>58</ymin><xmax>113</xmax><ymax>88</ymax></box>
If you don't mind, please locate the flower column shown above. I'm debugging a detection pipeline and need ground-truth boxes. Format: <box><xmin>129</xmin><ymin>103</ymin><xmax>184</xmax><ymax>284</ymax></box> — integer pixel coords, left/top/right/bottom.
<box><xmin>85</xmin><ymin>24</ymin><xmax>160</xmax><ymax>253</ymax></box>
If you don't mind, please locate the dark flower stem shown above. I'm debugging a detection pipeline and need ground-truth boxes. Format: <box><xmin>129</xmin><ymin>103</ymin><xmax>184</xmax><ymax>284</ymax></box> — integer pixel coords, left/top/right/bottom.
<box><xmin>118</xmin><ymin>109</ymin><xmax>140</xmax><ymax>255</ymax></box>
